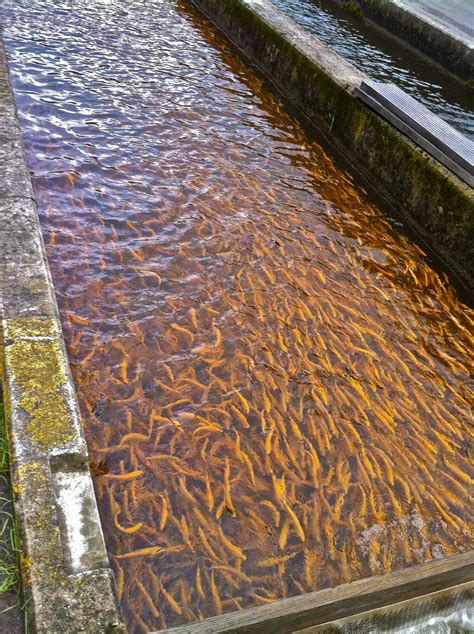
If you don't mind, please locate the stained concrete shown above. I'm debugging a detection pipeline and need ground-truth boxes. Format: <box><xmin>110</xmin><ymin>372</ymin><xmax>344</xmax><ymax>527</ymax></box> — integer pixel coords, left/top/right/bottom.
<box><xmin>0</xmin><ymin>38</ymin><xmax>125</xmax><ymax>634</ymax></box>
<box><xmin>0</xmin><ymin>408</ymin><xmax>23</xmax><ymax>634</ymax></box>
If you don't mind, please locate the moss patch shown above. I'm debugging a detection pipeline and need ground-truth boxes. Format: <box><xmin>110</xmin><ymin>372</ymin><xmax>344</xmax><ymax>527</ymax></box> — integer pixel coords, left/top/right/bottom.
<box><xmin>14</xmin><ymin>461</ymin><xmax>63</xmax><ymax>578</ymax></box>
<box><xmin>4</xmin><ymin>319</ymin><xmax>76</xmax><ymax>451</ymax></box>
<box><xmin>342</xmin><ymin>1</ymin><xmax>364</xmax><ymax>18</ymax></box>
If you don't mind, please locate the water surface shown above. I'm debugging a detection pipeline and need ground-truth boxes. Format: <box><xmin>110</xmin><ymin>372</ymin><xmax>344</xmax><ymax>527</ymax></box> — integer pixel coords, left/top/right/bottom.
<box><xmin>1</xmin><ymin>1</ymin><xmax>472</xmax><ymax>632</ymax></box>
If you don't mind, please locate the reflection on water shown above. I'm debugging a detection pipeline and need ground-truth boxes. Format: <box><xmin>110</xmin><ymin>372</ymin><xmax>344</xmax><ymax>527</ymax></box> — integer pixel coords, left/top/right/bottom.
<box><xmin>2</xmin><ymin>0</ymin><xmax>473</xmax><ymax>631</ymax></box>
<box><xmin>273</xmin><ymin>0</ymin><xmax>474</xmax><ymax>139</ymax></box>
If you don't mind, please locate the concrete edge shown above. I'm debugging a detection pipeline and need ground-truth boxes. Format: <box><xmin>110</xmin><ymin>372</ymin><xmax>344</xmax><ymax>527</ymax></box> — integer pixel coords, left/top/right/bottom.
<box><xmin>0</xmin><ymin>39</ymin><xmax>125</xmax><ymax>633</ymax></box>
<box><xmin>351</xmin><ymin>0</ymin><xmax>473</xmax><ymax>81</ymax></box>
<box><xmin>189</xmin><ymin>0</ymin><xmax>474</xmax><ymax>295</ymax></box>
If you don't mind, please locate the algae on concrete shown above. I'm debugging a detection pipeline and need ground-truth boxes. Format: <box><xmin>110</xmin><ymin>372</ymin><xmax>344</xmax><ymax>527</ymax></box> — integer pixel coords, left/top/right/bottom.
<box><xmin>5</xmin><ymin>330</ymin><xmax>76</xmax><ymax>452</ymax></box>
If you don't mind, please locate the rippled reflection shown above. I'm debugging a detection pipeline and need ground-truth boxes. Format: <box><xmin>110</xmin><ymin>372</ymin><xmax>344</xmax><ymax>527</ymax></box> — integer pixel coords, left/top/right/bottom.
<box><xmin>273</xmin><ymin>0</ymin><xmax>474</xmax><ymax>138</ymax></box>
<box><xmin>2</xmin><ymin>0</ymin><xmax>473</xmax><ymax>632</ymax></box>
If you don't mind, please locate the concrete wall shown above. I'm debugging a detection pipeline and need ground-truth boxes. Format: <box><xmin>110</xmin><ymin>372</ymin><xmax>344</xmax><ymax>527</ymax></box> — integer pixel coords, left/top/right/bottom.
<box><xmin>190</xmin><ymin>0</ymin><xmax>474</xmax><ymax>295</ymax></box>
<box><xmin>0</xmin><ymin>40</ymin><xmax>125</xmax><ymax>634</ymax></box>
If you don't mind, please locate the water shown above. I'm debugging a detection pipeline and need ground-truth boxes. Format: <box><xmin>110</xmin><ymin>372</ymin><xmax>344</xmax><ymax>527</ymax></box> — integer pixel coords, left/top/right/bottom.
<box><xmin>272</xmin><ymin>0</ymin><xmax>474</xmax><ymax>139</ymax></box>
<box><xmin>1</xmin><ymin>1</ymin><xmax>473</xmax><ymax>632</ymax></box>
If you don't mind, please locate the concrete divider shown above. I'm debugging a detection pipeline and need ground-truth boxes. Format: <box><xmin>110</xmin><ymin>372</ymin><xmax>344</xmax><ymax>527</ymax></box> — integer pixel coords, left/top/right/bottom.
<box><xmin>190</xmin><ymin>0</ymin><xmax>474</xmax><ymax>295</ymax></box>
<box><xmin>0</xmin><ymin>41</ymin><xmax>125</xmax><ymax>634</ymax></box>
<box><xmin>350</xmin><ymin>0</ymin><xmax>473</xmax><ymax>82</ymax></box>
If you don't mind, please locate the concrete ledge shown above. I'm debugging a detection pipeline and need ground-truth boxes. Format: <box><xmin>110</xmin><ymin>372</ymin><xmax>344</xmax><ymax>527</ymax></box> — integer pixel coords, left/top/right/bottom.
<box><xmin>0</xmin><ymin>41</ymin><xmax>125</xmax><ymax>633</ymax></box>
<box><xmin>350</xmin><ymin>0</ymin><xmax>473</xmax><ymax>81</ymax></box>
<box><xmin>189</xmin><ymin>0</ymin><xmax>474</xmax><ymax>294</ymax></box>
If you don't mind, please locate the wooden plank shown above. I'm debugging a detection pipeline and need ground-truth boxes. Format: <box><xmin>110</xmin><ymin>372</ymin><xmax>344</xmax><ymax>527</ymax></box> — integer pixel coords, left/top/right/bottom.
<box><xmin>157</xmin><ymin>550</ymin><xmax>474</xmax><ymax>633</ymax></box>
<box><xmin>295</xmin><ymin>581</ymin><xmax>474</xmax><ymax>632</ymax></box>
<box><xmin>355</xmin><ymin>80</ymin><xmax>474</xmax><ymax>187</ymax></box>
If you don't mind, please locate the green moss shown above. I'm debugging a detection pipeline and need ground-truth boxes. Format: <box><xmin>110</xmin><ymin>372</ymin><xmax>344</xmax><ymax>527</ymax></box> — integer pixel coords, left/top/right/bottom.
<box><xmin>353</xmin><ymin>109</ymin><xmax>368</xmax><ymax>141</ymax></box>
<box><xmin>5</xmin><ymin>318</ymin><xmax>57</xmax><ymax>341</ymax></box>
<box><xmin>342</xmin><ymin>1</ymin><xmax>364</xmax><ymax>18</ymax></box>
<box><xmin>5</xmin><ymin>319</ymin><xmax>76</xmax><ymax>451</ymax></box>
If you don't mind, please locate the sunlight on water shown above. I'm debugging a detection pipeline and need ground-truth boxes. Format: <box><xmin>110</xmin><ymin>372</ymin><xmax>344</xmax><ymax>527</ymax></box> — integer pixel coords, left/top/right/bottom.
<box><xmin>2</xmin><ymin>0</ymin><xmax>472</xmax><ymax>631</ymax></box>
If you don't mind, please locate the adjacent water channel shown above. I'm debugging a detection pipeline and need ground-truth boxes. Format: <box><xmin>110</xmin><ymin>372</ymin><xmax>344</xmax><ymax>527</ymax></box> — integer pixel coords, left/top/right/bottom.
<box><xmin>273</xmin><ymin>0</ymin><xmax>474</xmax><ymax>139</ymax></box>
<box><xmin>1</xmin><ymin>0</ymin><xmax>473</xmax><ymax>632</ymax></box>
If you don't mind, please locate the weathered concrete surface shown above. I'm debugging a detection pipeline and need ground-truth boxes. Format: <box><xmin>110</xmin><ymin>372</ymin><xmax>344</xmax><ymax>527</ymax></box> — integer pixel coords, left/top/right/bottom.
<box><xmin>0</xmin><ymin>40</ymin><xmax>125</xmax><ymax>633</ymax></box>
<box><xmin>349</xmin><ymin>0</ymin><xmax>474</xmax><ymax>80</ymax></box>
<box><xmin>190</xmin><ymin>0</ymin><xmax>474</xmax><ymax>294</ymax></box>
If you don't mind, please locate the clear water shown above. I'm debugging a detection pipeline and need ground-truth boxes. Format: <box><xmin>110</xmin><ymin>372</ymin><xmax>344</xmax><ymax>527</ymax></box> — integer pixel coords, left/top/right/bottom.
<box><xmin>1</xmin><ymin>0</ymin><xmax>472</xmax><ymax>632</ymax></box>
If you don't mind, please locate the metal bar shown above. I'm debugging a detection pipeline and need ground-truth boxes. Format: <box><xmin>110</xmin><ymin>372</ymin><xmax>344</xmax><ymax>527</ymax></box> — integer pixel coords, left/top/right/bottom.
<box><xmin>355</xmin><ymin>80</ymin><xmax>474</xmax><ymax>187</ymax></box>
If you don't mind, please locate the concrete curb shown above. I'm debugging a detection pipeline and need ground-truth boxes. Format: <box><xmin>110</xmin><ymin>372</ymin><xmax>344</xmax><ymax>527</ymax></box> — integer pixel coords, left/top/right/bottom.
<box><xmin>349</xmin><ymin>0</ymin><xmax>473</xmax><ymax>81</ymax></box>
<box><xmin>0</xmin><ymin>40</ymin><xmax>125</xmax><ymax>634</ymax></box>
<box><xmin>190</xmin><ymin>0</ymin><xmax>474</xmax><ymax>295</ymax></box>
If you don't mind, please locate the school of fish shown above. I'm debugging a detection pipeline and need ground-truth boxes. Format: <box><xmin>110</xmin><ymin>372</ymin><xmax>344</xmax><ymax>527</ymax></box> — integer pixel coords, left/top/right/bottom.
<box><xmin>3</xmin><ymin>0</ymin><xmax>472</xmax><ymax>632</ymax></box>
